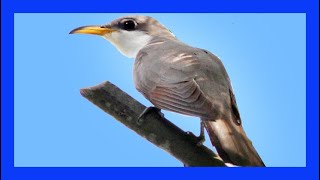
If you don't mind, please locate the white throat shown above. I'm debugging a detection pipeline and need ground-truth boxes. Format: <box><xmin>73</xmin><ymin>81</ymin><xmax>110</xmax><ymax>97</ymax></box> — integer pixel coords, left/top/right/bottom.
<box><xmin>103</xmin><ymin>30</ymin><xmax>152</xmax><ymax>58</ymax></box>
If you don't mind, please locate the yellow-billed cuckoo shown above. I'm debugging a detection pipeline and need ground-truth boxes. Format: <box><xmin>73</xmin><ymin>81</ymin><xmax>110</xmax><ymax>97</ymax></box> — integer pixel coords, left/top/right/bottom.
<box><xmin>70</xmin><ymin>15</ymin><xmax>265</xmax><ymax>166</ymax></box>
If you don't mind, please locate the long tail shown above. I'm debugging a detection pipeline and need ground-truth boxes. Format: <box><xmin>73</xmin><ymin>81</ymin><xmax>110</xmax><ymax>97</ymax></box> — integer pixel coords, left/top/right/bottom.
<box><xmin>202</xmin><ymin>119</ymin><xmax>265</xmax><ymax>166</ymax></box>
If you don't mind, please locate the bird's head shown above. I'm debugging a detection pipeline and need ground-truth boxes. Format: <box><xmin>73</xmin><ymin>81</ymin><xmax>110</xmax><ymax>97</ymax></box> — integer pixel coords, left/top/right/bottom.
<box><xmin>70</xmin><ymin>15</ymin><xmax>175</xmax><ymax>58</ymax></box>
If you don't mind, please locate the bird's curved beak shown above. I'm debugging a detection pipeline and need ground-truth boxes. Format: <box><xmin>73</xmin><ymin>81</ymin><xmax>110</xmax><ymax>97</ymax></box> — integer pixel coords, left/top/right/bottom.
<box><xmin>69</xmin><ymin>25</ymin><xmax>116</xmax><ymax>36</ymax></box>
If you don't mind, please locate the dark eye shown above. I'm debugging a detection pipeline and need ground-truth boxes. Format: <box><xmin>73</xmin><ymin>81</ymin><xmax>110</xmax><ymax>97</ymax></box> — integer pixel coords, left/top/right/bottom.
<box><xmin>123</xmin><ymin>20</ymin><xmax>136</xmax><ymax>31</ymax></box>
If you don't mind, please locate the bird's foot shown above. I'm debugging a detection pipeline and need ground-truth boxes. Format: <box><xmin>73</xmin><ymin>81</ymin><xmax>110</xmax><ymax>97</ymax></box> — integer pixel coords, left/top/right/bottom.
<box><xmin>197</xmin><ymin>121</ymin><xmax>206</xmax><ymax>146</ymax></box>
<box><xmin>196</xmin><ymin>133</ymin><xmax>205</xmax><ymax>146</ymax></box>
<box><xmin>137</xmin><ymin>106</ymin><xmax>163</xmax><ymax>122</ymax></box>
<box><xmin>186</xmin><ymin>121</ymin><xmax>206</xmax><ymax>146</ymax></box>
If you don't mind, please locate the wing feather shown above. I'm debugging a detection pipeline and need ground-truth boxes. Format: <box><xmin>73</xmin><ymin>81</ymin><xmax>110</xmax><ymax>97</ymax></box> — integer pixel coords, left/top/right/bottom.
<box><xmin>134</xmin><ymin>38</ymin><xmax>231</xmax><ymax>120</ymax></box>
<box><xmin>149</xmin><ymin>79</ymin><xmax>214</xmax><ymax>119</ymax></box>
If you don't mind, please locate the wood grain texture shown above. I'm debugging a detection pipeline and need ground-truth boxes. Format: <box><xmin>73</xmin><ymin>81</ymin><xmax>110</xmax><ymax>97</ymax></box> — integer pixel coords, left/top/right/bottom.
<box><xmin>80</xmin><ymin>81</ymin><xmax>226</xmax><ymax>167</ymax></box>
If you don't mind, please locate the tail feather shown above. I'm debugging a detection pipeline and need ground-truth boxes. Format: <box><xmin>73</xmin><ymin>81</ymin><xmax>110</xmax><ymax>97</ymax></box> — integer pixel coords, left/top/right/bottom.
<box><xmin>203</xmin><ymin>119</ymin><xmax>265</xmax><ymax>166</ymax></box>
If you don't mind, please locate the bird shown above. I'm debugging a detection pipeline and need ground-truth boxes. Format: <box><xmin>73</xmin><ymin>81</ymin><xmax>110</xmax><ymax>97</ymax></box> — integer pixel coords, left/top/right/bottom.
<box><xmin>70</xmin><ymin>15</ymin><xmax>265</xmax><ymax>166</ymax></box>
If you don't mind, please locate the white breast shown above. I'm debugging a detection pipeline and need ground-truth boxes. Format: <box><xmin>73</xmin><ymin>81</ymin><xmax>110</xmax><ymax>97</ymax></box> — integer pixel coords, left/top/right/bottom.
<box><xmin>103</xmin><ymin>30</ymin><xmax>153</xmax><ymax>58</ymax></box>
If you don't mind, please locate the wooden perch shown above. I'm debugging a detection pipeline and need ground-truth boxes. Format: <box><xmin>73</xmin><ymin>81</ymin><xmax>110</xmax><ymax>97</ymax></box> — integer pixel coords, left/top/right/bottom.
<box><xmin>80</xmin><ymin>81</ymin><xmax>226</xmax><ymax>167</ymax></box>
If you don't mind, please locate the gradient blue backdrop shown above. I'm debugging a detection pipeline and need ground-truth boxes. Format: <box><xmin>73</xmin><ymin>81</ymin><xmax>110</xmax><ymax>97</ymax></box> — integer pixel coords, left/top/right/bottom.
<box><xmin>14</xmin><ymin>13</ymin><xmax>306</xmax><ymax>167</ymax></box>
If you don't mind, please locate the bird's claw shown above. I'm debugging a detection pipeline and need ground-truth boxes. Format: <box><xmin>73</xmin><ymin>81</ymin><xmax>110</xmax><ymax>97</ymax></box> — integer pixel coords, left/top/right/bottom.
<box><xmin>197</xmin><ymin>121</ymin><xmax>206</xmax><ymax>146</ymax></box>
<box><xmin>196</xmin><ymin>134</ymin><xmax>205</xmax><ymax>146</ymax></box>
<box><xmin>186</xmin><ymin>121</ymin><xmax>206</xmax><ymax>146</ymax></box>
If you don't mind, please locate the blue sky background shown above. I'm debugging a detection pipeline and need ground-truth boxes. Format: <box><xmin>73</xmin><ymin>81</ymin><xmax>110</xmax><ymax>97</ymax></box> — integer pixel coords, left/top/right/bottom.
<box><xmin>14</xmin><ymin>13</ymin><xmax>306</xmax><ymax>167</ymax></box>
